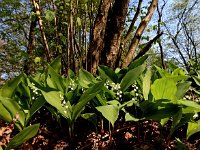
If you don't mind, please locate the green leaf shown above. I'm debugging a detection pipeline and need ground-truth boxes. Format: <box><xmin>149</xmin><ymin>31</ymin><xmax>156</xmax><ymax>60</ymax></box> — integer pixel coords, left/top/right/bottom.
<box><xmin>0</xmin><ymin>97</ymin><xmax>25</xmax><ymax>129</ymax></box>
<box><xmin>50</xmin><ymin>56</ymin><xmax>62</xmax><ymax>74</ymax></box>
<box><xmin>143</xmin><ymin>68</ymin><xmax>151</xmax><ymax>100</ymax></box>
<box><xmin>121</xmin><ymin>65</ymin><xmax>145</xmax><ymax>92</ymax></box>
<box><xmin>98</xmin><ymin>65</ymin><xmax>119</xmax><ymax>83</ymax></box>
<box><xmin>45</xmin><ymin>10</ymin><xmax>55</xmax><ymax>21</ymax></box>
<box><xmin>187</xmin><ymin>121</ymin><xmax>200</xmax><ymax>139</ymax></box>
<box><xmin>28</xmin><ymin>96</ymin><xmax>46</xmax><ymax>120</ymax></box>
<box><xmin>170</xmin><ymin>109</ymin><xmax>182</xmax><ymax>136</ymax></box>
<box><xmin>41</xmin><ymin>91</ymin><xmax>71</xmax><ymax>119</ymax></box>
<box><xmin>170</xmin><ymin>113</ymin><xmax>193</xmax><ymax>137</ymax></box>
<box><xmin>0</xmin><ymin>74</ymin><xmax>23</xmax><ymax>98</ymax></box>
<box><xmin>155</xmin><ymin>66</ymin><xmax>171</xmax><ymax>77</ymax></box>
<box><xmin>5</xmin><ymin>124</ymin><xmax>40</xmax><ymax>150</ymax></box>
<box><xmin>128</xmin><ymin>55</ymin><xmax>148</xmax><ymax>70</ymax></box>
<box><xmin>176</xmin><ymin>82</ymin><xmax>191</xmax><ymax>99</ymax></box>
<box><xmin>141</xmin><ymin>100</ymin><xmax>180</xmax><ymax>121</ymax></box>
<box><xmin>193</xmin><ymin>76</ymin><xmax>200</xmax><ymax>86</ymax></box>
<box><xmin>96</xmin><ymin>105</ymin><xmax>119</xmax><ymax>127</ymax></box>
<box><xmin>0</xmin><ymin>103</ymin><xmax>12</xmax><ymax>122</ymax></box>
<box><xmin>151</xmin><ymin>78</ymin><xmax>177</xmax><ymax>100</ymax></box>
<box><xmin>72</xmin><ymin>81</ymin><xmax>104</xmax><ymax>122</ymax></box>
<box><xmin>47</xmin><ymin>66</ymin><xmax>65</xmax><ymax>92</ymax></box>
<box><xmin>125</xmin><ymin>113</ymin><xmax>140</xmax><ymax>121</ymax></box>
<box><xmin>179</xmin><ymin>100</ymin><xmax>200</xmax><ymax>110</ymax></box>
<box><xmin>78</xmin><ymin>69</ymin><xmax>96</xmax><ymax>88</ymax></box>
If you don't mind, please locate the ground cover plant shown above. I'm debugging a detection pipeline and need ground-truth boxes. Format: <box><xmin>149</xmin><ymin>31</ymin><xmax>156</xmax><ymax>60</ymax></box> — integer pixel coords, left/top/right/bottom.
<box><xmin>0</xmin><ymin>55</ymin><xmax>200</xmax><ymax>149</ymax></box>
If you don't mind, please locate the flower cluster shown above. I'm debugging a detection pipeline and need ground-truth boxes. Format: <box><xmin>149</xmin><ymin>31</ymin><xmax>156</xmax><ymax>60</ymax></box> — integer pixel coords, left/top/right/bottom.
<box><xmin>131</xmin><ymin>83</ymin><xmax>139</xmax><ymax>101</ymax></box>
<box><xmin>104</xmin><ymin>81</ymin><xmax>122</xmax><ymax>100</ymax></box>
<box><xmin>59</xmin><ymin>92</ymin><xmax>69</xmax><ymax>114</ymax></box>
<box><xmin>30</xmin><ymin>82</ymin><xmax>39</xmax><ymax>100</ymax></box>
<box><xmin>69</xmin><ymin>79</ymin><xmax>76</xmax><ymax>91</ymax></box>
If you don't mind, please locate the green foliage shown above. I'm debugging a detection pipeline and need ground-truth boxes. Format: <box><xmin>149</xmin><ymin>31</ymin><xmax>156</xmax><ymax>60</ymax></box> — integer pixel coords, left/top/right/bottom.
<box><xmin>5</xmin><ymin>124</ymin><xmax>40</xmax><ymax>150</ymax></box>
<box><xmin>0</xmin><ymin>57</ymin><xmax>200</xmax><ymax>146</ymax></box>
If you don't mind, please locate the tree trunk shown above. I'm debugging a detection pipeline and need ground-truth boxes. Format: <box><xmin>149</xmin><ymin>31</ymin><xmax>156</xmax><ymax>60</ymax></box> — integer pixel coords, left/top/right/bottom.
<box><xmin>122</xmin><ymin>0</ymin><xmax>158</xmax><ymax>68</ymax></box>
<box><xmin>101</xmin><ymin>0</ymin><xmax>130</xmax><ymax>69</ymax></box>
<box><xmin>87</xmin><ymin>0</ymin><xmax>112</xmax><ymax>74</ymax></box>
<box><xmin>32</xmin><ymin>0</ymin><xmax>51</xmax><ymax>62</ymax></box>
<box><xmin>24</xmin><ymin>12</ymin><xmax>37</xmax><ymax>75</ymax></box>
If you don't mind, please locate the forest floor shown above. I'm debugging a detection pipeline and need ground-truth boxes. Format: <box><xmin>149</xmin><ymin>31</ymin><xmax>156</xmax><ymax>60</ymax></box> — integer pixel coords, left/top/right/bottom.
<box><xmin>1</xmin><ymin>109</ymin><xmax>200</xmax><ymax>150</ymax></box>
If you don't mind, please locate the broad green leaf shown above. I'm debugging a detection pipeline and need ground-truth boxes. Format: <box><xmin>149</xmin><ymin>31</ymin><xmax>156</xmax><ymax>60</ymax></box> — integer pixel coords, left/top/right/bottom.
<box><xmin>166</xmin><ymin>75</ymin><xmax>189</xmax><ymax>82</ymax></box>
<box><xmin>143</xmin><ymin>68</ymin><xmax>151</xmax><ymax>100</ymax></box>
<box><xmin>0</xmin><ymin>97</ymin><xmax>25</xmax><ymax>129</ymax></box>
<box><xmin>0</xmin><ymin>103</ymin><xmax>12</xmax><ymax>122</ymax></box>
<box><xmin>45</xmin><ymin>10</ymin><xmax>55</xmax><ymax>21</ymax></box>
<box><xmin>125</xmin><ymin>113</ymin><xmax>140</xmax><ymax>121</ymax></box>
<box><xmin>78</xmin><ymin>69</ymin><xmax>96</xmax><ymax>88</ymax></box>
<box><xmin>98</xmin><ymin>65</ymin><xmax>119</xmax><ymax>83</ymax></box>
<box><xmin>170</xmin><ymin>113</ymin><xmax>193</xmax><ymax>137</ymax></box>
<box><xmin>193</xmin><ymin>76</ymin><xmax>200</xmax><ymax>86</ymax></box>
<box><xmin>41</xmin><ymin>91</ymin><xmax>71</xmax><ymax>119</ymax></box>
<box><xmin>50</xmin><ymin>56</ymin><xmax>61</xmax><ymax>74</ymax></box>
<box><xmin>72</xmin><ymin>81</ymin><xmax>104</xmax><ymax>122</ymax></box>
<box><xmin>0</xmin><ymin>74</ymin><xmax>23</xmax><ymax>98</ymax></box>
<box><xmin>121</xmin><ymin>65</ymin><xmax>145</xmax><ymax>92</ymax></box>
<box><xmin>172</xmin><ymin>68</ymin><xmax>186</xmax><ymax>76</ymax></box>
<box><xmin>170</xmin><ymin>109</ymin><xmax>182</xmax><ymax>136</ymax></box>
<box><xmin>141</xmin><ymin>100</ymin><xmax>180</xmax><ymax>121</ymax></box>
<box><xmin>151</xmin><ymin>78</ymin><xmax>177</xmax><ymax>100</ymax></box>
<box><xmin>187</xmin><ymin>121</ymin><xmax>200</xmax><ymax>139</ymax></box>
<box><xmin>179</xmin><ymin>100</ymin><xmax>200</xmax><ymax>110</ymax></box>
<box><xmin>155</xmin><ymin>66</ymin><xmax>171</xmax><ymax>77</ymax></box>
<box><xmin>96</xmin><ymin>93</ymin><xmax>107</xmax><ymax>106</ymax></box>
<box><xmin>160</xmin><ymin>118</ymin><xmax>169</xmax><ymax>126</ymax></box>
<box><xmin>96</xmin><ymin>105</ymin><xmax>119</xmax><ymax>127</ymax></box>
<box><xmin>176</xmin><ymin>82</ymin><xmax>191</xmax><ymax>99</ymax></box>
<box><xmin>128</xmin><ymin>55</ymin><xmax>148</xmax><ymax>70</ymax></box>
<box><xmin>28</xmin><ymin>96</ymin><xmax>46</xmax><ymax>119</ymax></box>
<box><xmin>47</xmin><ymin>66</ymin><xmax>65</xmax><ymax>92</ymax></box>
<box><xmin>5</xmin><ymin>124</ymin><xmax>40</xmax><ymax>150</ymax></box>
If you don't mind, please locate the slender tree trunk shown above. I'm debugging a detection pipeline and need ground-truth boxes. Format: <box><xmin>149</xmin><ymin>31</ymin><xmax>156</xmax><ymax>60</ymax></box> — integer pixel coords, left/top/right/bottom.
<box><xmin>32</xmin><ymin>0</ymin><xmax>51</xmax><ymax>62</ymax></box>
<box><xmin>69</xmin><ymin>0</ymin><xmax>75</xmax><ymax>72</ymax></box>
<box><xmin>123</xmin><ymin>0</ymin><xmax>143</xmax><ymax>45</ymax></box>
<box><xmin>157</xmin><ymin>1</ymin><xmax>167</xmax><ymax>69</ymax></box>
<box><xmin>122</xmin><ymin>0</ymin><xmax>158</xmax><ymax>68</ymax></box>
<box><xmin>24</xmin><ymin>16</ymin><xmax>37</xmax><ymax>75</ymax></box>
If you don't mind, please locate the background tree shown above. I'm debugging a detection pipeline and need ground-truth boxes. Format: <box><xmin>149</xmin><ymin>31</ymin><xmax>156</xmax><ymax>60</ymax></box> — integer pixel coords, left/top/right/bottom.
<box><xmin>163</xmin><ymin>0</ymin><xmax>200</xmax><ymax>71</ymax></box>
<box><xmin>0</xmin><ymin>0</ymin><xmax>161</xmax><ymax>77</ymax></box>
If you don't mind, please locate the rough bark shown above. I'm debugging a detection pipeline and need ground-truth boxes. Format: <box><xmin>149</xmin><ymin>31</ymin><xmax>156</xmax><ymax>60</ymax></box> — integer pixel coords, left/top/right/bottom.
<box><xmin>87</xmin><ymin>0</ymin><xmax>112</xmax><ymax>74</ymax></box>
<box><xmin>122</xmin><ymin>0</ymin><xmax>158</xmax><ymax>68</ymax></box>
<box><xmin>24</xmin><ymin>16</ymin><xmax>37</xmax><ymax>75</ymax></box>
<box><xmin>101</xmin><ymin>0</ymin><xmax>130</xmax><ymax>69</ymax></box>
